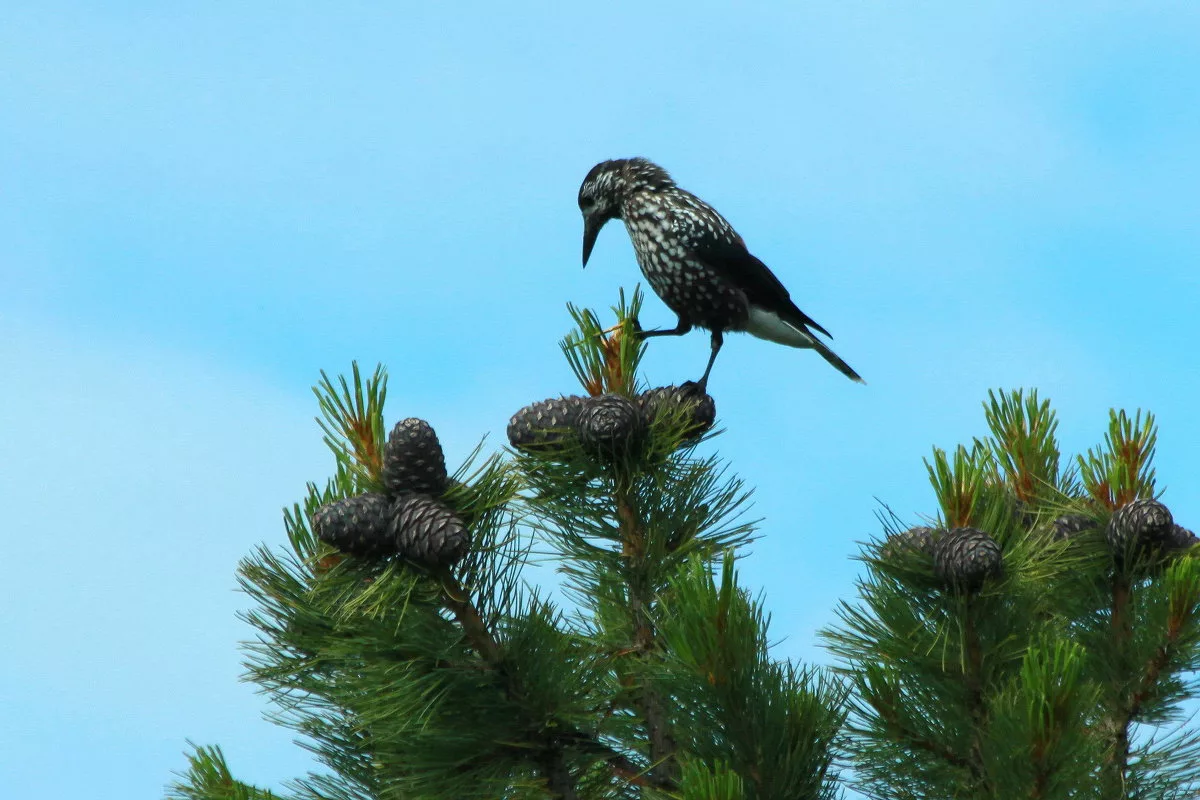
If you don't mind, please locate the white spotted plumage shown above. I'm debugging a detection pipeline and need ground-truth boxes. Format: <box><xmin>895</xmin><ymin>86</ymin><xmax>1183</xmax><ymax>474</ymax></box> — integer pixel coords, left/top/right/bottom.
<box><xmin>578</xmin><ymin>157</ymin><xmax>864</xmax><ymax>386</ymax></box>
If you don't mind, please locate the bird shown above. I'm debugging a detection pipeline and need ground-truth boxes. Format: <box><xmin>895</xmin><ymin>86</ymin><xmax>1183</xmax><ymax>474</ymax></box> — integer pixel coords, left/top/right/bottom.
<box><xmin>578</xmin><ymin>157</ymin><xmax>863</xmax><ymax>389</ymax></box>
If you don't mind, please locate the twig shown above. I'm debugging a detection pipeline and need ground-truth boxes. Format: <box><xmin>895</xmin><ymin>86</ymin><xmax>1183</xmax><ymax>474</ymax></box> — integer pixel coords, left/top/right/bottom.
<box><xmin>962</xmin><ymin>601</ymin><xmax>991</xmax><ymax>792</ymax></box>
<box><xmin>440</xmin><ymin>572</ymin><xmax>662</xmax><ymax>795</ymax></box>
<box><xmin>871</xmin><ymin>699</ymin><xmax>972</xmax><ymax>770</ymax></box>
<box><xmin>614</xmin><ymin>478</ymin><xmax>680</xmax><ymax>789</ymax></box>
<box><xmin>1108</xmin><ymin>595</ymin><xmax>1181</xmax><ymax>793</ymax></box>
<box><xmin>540</xmin><ymin>746</ymin><xmax>580</xmax><ymax>800</ymax></box>
<box><xmin>1106</xmin><ymin>575</ymin><xmax>1134</xmax><ymax>791</ymax></box>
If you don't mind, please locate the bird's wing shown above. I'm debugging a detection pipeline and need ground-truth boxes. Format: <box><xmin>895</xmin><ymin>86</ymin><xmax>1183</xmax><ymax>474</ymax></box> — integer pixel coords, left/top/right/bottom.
<box><xmin>670</xmin><ymin>193</ymin><xmax>833</xmax><ymax>339</ymax></box>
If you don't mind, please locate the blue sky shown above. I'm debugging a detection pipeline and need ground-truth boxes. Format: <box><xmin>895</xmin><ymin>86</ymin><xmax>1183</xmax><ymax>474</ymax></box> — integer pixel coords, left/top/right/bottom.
<box><xmin>2</xmin><ymin>3</ymin><xmax>1198</xmax><ymax>797</ymax></box>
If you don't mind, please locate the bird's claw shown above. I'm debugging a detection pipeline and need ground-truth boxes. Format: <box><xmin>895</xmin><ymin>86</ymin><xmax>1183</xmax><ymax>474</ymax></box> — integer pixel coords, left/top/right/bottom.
<box><xmin>599</xmin><ymin>317</ymin><xmax>646</xmax><ymax>340</ymax></box>
<box><xmin>598</xmin><ymin>317</ymin><xmax>640</xmax><ymax>336</ymax></box>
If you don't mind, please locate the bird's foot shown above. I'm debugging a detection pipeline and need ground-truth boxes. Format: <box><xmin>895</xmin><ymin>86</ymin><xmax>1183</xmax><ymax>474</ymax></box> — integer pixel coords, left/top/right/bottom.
<box><xmin>635</xmin><ymin>319</ymin><xmax>692</xmax><ymax>341</ymax></box>
<box><xmin>598</xmin><ymin>317</ymin><xmax>644</xmax><ymax>339</ymax></box>
<box><xmin>623</xmin><ymin>316</ymin><xmax>648</xmax><ymax>339</ymax></box>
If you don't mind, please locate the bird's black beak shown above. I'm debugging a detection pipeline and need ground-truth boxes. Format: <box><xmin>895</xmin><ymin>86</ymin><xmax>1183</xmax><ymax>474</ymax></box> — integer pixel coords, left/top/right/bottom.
<box><xmin>582</xmin><ymin>216</ymin><xmax>602</xmax><ymax>267</ymax></box>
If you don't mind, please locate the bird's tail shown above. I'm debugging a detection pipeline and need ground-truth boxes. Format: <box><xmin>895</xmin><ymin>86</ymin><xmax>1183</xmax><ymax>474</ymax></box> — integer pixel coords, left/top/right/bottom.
<box><xmin>810</xmin><ymin>336</ymin><xmax>865</xmax><ymax>384</ymax></box>
<box><xmin>744</xmin><ymin>307</ymin><xmax>865</xmax><ymax>383</ymax></box>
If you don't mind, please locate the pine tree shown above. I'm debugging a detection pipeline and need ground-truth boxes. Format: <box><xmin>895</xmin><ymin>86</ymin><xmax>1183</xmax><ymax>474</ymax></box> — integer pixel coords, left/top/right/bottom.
<box><xmin>823</xmin><ymin>390</ymin><xmax>1200</xmax><ymax>799</ymax></box>
<box><xmin>166</xmin><ymin>296</ymin><xmax>1200</xmax><ymax>800</ymax></box>
<box><xmin>167</xmin><ymin>290</ymin><xmax>845</xmax><ymax>800</ymax></box>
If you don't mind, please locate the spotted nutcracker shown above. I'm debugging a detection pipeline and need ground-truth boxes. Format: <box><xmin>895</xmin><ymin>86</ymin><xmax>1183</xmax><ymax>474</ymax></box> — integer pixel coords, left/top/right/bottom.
<box><xmin>579</xmin><ymin>157</ymin><xmax>863</xmax><ymax>389</ymax></box>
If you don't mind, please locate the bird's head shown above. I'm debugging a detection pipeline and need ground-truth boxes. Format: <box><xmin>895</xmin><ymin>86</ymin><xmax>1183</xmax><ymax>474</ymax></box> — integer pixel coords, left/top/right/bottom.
<box><xmin>579</xmin><ymin>157</ymin><xmax>674</xmax><ymax>267</ymax></box>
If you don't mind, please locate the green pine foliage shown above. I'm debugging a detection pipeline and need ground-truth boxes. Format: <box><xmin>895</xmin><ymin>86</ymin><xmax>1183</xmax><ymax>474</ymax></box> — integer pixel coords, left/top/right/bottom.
<box><xmin>824</xmin><ymin>389</ymin><xmax>1200</xmax><ymax>799</ymax></box>
<box><xmin>170</xmin><ymin>290</ymin><xmax>844</xmax><ymax>800</ymax></box>
<box><xmin>168</xmin><ymin>297</ymin><xmax>1200</xmax><ymax>800</ymax></box>
<box><xmin>167</xmin><ymin>744</ymin><xmax>282</xmax><ymax>800</ymax></box>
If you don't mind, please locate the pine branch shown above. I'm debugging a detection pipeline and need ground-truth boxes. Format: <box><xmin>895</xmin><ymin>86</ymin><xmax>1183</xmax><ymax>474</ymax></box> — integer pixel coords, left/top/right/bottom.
<box><xmin>1107</xmin><ymin>561</ymin><xmax>1200</xmax><ymax>793</ymax></box>
<box><xmin>1105</xmin><ymin>573</ymin><xmax>1135</xmax><ymax>792</ymax></box>
<box><xmin>555</xmin><ymin>729</ymin><xmax>675</xmax><ymax>792</ymax></box>
<box><xmin>658</xmin><ymin>555</ymin><xmax>845</xmax><ymax>798</ymax></box>
<box><xmin>1128</xmin><ymin>643</ymin><xmax>1176</xmax><ymax>731</ymax></box>
<box><xmin>437</xmin><ymin>573</ymin><xmax>582</xmax><ymax>798</ymax></box>
<box><xmin>961</xmin><ymin>601</ymin><xmax>990</xmax><ymax>793</ymax></box>
<box><xmin>614</xmin><ymin>475</ymin><xmax>680</xmax><ymax>788</ymax></box>
<box><xmin>441</xmin><ymin>572</ymin><xmax>503</xmax><ymax>663</ymax></box>
<box><xmin>166</xmin><ymin>743</ymin><xmax>281</xmax><ymax>800</ymax></box>
<box><xmin>1079</xmin><ymin>409</ymin><xmax>1158</xmax><ymax>510</ymax></box>
<box><xmin>539</xmin><ymin>747</ymin><xmax>580</xmax><ymax>800</ymax></box>
<box><xmin>983</xmin><ymin>388</ymin><xmax>1061</xmax><ymax>505</ymax></box>
<box><xmin>925</xmin><ymin>444</ymin><xmax>993</xmax><ymax>528</ymax></box>
<box><xmin>439</xmin><ymin>571</ymin><xmax>672</xmax><ymax>795</ymax></box>
<box><xmin>313</xmin><ymin>362</ymin><xmax>387</xmax><ymax>493</ymax></box>
<box><xmin>561</xmin><ymin>289</ymin><xmax>646</xmax><ymax>397</ymax></box>
<box><xmin>866</xmin><ymin>691</ymin><xmax>971</xmax><ymax>770</ymax></box>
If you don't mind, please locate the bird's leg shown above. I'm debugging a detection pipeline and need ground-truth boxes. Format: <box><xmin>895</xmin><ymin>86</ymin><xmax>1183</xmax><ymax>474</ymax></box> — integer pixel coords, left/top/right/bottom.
<box><xmin>636</xmin><ymin>317</ymin><xmax>692</xmax><ymax>340</ymax></box>
<box><xmin>695</xmin><ymin>330</ymin><xmax>724</xmax><ymax>392</ymax></box>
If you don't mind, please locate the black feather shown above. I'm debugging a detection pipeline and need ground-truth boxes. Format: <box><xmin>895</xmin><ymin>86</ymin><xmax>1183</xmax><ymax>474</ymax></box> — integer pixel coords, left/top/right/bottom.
<box><xmin>687</xmin><ymin>234</ymin><xmax>833</xmax><ymax>339</ymax></box>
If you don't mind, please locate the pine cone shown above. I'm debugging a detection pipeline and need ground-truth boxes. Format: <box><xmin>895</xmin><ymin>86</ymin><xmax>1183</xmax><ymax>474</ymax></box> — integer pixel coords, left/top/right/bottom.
<box><xmin>883</xmin><ymin>526</ymin><xmax>938</xmax><ymax>559</ymax></box>
<box><xmin>638</xmin><ymin>381</ymin><xmax>716</xmax><ymax>442</ymax></box>
<box><xmin>382</xmin><ymin>418</ymin><xmax>448</xmax><ymax>495</ymax></box>
<box><xmin>312</xmin><ymin>493</ymin><xmax>395</xmax><ymax>558</ymax></box>
<box><xmin>1167</xmin><ymin>524</ymin><xmax>1198</xmax><ymax>552</ymax></box>
<box><xmin>1051</xmin><ymin>514</ymin><xmax>1096</xmax><ymax>542</ymax></box>
<box><xmin>389</xmin><ymin>493</ymin><xmax>470</xmax><ymax>567</ymax></box>
<box><xmin>933</xmin><ymin>527</ymin><xmax>1003</xmax><ymax>592</ymax></box>
<box><xmin>577</xmin><ymin>394</ymin><xmax>645</xmax><ymax>458</ymax></box>
<box><xmin>1106</xmin><ymin>498</ymin><xmax>1173</xmax><ymax>555</ymax></box>
<box><xmin>1011</xmin><ymin>499</ymin><xmax>1040</xmax><ymax>531</ymax></box>
<box><xmin>507</xmin><ymin>396</ymin><xmax>587</xmax><ymax>452</ymax></box>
